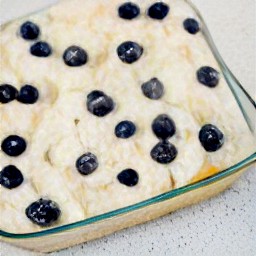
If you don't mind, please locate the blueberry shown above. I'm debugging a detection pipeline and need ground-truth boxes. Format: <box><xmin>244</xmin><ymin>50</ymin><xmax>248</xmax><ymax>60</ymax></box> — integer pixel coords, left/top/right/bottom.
<box><xmin>141</xmin><ymin>78</ymin><xmax>164</xmax><ymax>100</ymax></box>
<box><xmin>115</xmin><ymin>121</ymin><xmax>136</xmax><ymax>139</ymax></box>
<box><xmin>117</xmin><ymin>41</ymin><xmax>143</xmax><ymax>64</ymax></box>
<box><xmin>151</xmin><ymin>141</ymin><xmax>178</xmax><ymax>164</ymax></box>
<box><xmin>117</xmin><ymin>169</ymin><xmax>139</xmax><ymax>187</ymax></box>
<box><xmin>0</xmin><ymin>165</ymin><xmax>24</xmax><ymax>189</ymax></box>
<box><xmin>199</xmin><ymin>124</ymin><xmax>224</xmax><ymax>152</ymax></box>
<box><xmin>147</xmin><ymin>2</ymin><xmax>170</xmax><ymax>20</ymax></box>
<box><xmin>1</xmin><ymin>135</ymin><xmax>27</xmax><ymax>157</ymax></box>
<box><xmin>87</xmin><ymin>90</ymin><xmax>115</xmax><ymax>117</ymax></box>
<box><xmin>152</xmin><ymin>114</ymin><xmax>176</xmax><ymax>140</ymax></box>
<box><xmin>183</xmin><ymin>18</ymin><xmax>200</xmax><ymax>34</ymax></box>
<box><xmin>0</xmin><ymin>84</ymin><xmax>18</xmax><ymax>104</ymax></box>
<box><xmin>197</xmin><ymin>66</ymin><xmax>220</xmax><ymax>88</ymax></box>
<box><xmin>20</xmin><ymin>21</ymin><xmax>40</xmax><ymax>40</ymax></box>
<box><xmin>118</xmin><ymin>2</ymin><xmax>140</xmax><ymax>20</ymax></box>
<box><xmin>25</xmin><ymin>198</ymin><xmax>61</xmax><ymax>227</ymax></box>
<box><xmin>17</xmin><ymin>85</ymin><xmax>39</xmax><ymax>104</ymax></box>
<box><xmin>76</xmin><ymin>153</ymin><xmax>98</xmax><ymax>175</ymax></box>
<box><xmin>30</xmin><ymin>41</ymin><xmax>52</xmax><ymax>57</ymax></box>
<box><xmin>63</xmin><ymin>46</ymin><xmax>88</xmax><ymax>67</ymax></box>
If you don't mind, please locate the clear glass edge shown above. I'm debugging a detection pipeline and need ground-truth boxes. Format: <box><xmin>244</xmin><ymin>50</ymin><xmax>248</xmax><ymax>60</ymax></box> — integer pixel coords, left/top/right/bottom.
<box><xmin>0</xmin><ymin>0</ymin><xmax>255</xmax><ymax>239</ymax></box>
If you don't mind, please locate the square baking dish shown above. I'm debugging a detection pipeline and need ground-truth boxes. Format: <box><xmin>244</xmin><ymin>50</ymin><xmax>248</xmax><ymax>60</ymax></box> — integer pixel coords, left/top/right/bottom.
<box><xmin>0</xmin><ymin>0</ymin><xmax>255</xmax><ymax>253</ymax></box>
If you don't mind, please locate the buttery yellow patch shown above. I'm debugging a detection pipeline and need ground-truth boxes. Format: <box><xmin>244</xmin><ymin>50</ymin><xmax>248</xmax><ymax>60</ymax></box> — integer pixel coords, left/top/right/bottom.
<box><xmin>191</xmin><ymin>162</ymin><xmax>219</xmax><ymax>183</ymax></box>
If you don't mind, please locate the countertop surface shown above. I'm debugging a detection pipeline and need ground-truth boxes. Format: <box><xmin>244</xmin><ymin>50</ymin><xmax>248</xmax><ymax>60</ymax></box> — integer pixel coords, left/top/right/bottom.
<box><xmin>0</xmin><ymin>0</ymin><xmax>255</xmax><ymax>255</ymax></box>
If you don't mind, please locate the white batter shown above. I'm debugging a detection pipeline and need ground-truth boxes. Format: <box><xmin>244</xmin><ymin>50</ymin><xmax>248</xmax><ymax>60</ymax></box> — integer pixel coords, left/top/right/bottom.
<box><xmin>0</xmin><ymin>0</ymin><xmax>255</xmax><ymax>233</ymax></box>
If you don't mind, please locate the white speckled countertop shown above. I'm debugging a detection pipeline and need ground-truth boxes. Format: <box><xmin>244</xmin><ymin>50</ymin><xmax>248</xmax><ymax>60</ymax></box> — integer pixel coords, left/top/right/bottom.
<box><xmin>0</xmin><ymin>0</ymin><xmax>255</xmax><ymax>255</ymax></box>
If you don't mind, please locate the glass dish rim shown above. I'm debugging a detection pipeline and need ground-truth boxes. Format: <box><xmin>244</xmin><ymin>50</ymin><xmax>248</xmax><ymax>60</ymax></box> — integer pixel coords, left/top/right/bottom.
<box><xmin>0</xmin><ymin>0</ymin><xmax>255</xmax><ymax>239</ymax></box>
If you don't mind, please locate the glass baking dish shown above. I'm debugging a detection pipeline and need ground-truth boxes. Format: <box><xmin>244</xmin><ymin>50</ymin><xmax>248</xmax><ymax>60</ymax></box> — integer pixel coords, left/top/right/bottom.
<box><xmin>0</xmin><ymin>0</ymin><xmax>255</xmax><ymax>253</ymax></box>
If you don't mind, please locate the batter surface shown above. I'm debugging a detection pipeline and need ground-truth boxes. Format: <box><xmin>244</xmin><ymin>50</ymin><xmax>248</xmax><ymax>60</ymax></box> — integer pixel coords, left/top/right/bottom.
<box><xmin>0</xmin><ymin>0</ymin><xmax>254</xmax><ymax>233</ymax></box>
